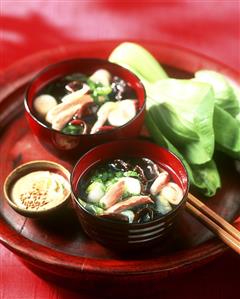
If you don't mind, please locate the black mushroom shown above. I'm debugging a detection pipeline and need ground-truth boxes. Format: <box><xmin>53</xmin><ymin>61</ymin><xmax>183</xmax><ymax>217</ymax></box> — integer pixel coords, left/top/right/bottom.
<box><xmin>134</xmin><ymin>158</ymin><xmax>160</xmax><ymax>181</ymax></box>
<box><xmin>109</xmin><ymin>76</ymin><xmax>128</xmax><ymax>101</ymax></box>
<box><xmin>109</xmin><ymin>159</ymin><xmax>132</xmax><ymax>172</ymax></box>
<box><xmin>133</xmin><ymin>207</ymin><xmax>155</xmax><ymax>224</ymax></box>
<box><xmin>65</xmin><ymin>80</ymin><xmax>84</xmax><ymax>93</ymax></box>
<box><xmin>133</xmin><ymin>165</ymin><xmax>147</xmax><ymax>183</ymax></box>
<box><xmin>74</xmin><ymin>102</ymin><xmax>98</xmax><ymax>130</ymax></box>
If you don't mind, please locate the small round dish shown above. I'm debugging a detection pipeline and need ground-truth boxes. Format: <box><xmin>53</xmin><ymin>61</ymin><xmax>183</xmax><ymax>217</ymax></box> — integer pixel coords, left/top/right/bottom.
<box><xmin>3</xmin><ymin>160</ymin><xmax>71</xmax><ymax>218</ymax></box>
<box><xmin>24</xmin><ymin>58</ymin><xmax>146</xmax><ymax>160</ymax></box>
<box><xmin>71</xmin><ymin>139</ymin><xmax>189</xmax><ymax>251</ymax></box>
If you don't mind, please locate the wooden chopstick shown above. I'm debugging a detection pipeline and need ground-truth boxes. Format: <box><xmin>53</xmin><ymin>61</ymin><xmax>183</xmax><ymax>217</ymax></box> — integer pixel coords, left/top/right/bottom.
<box><xmin>186</xmin><ymin>193</ymin><xmax>240</xmax><ymax>255</ymax></box>
<box><xmin>188</xmin><ymin>193</ymin><xmax>240</xmax><ymax>242</ymax></box>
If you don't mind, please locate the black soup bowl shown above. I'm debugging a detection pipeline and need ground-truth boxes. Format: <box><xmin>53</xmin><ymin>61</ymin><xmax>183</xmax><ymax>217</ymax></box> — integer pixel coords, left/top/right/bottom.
<box><xmin>24</xmin><ymin>58</ymin><xmax>146</xmax><ymax>161</ymax></box>
<box><xmin>71</xmin><ymin>139</ymin><xmax>189</xmax><ymax>251</ymax></box>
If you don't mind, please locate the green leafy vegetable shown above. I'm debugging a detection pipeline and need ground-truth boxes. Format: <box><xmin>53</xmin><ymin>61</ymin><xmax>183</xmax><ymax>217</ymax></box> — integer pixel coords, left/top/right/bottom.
<box><xmin>213</xmin><ymin>106</ymin><xmax>240</xmax><ymax>159</ymax></box>
<box><xmin>123</xmin><ymin>171</ymin><xmax>139</xmax><ymax>178</ymax></box>
<box><xmin>108</xmin><ymin>42</ymin><xmax>239</xmax><ymax>197</ymax></box>
<box><xmin>145</xmin><ymin>112</ymin><xmax>221</xmax><ymax>197</ymax></box>
<box><xmin>78</xmin><ymin>198</ymin><xmax>104</xmax><ymax>215</ymax></box>
<box><xmin>90</xmin><ymin>170</ymin><xmax>118</xmax><ymax>184</ymax></box>
<box><xmin>87</xmin><ymin>79</ymin><xmax>112</xmax><ymax>104</ymax></box>
<box><xmin>194</xmin><ymin>71</ymin><xmax>240</xmax><ymax>159</ymax></box>
<box><xmin>86</xmin><ymin>181</ymin><xmax>105</xmax><ymax>204</ymax></box>
<box><xmin>147</xmin><ymin>79</ymin><xmax>215</xmax><ymax>165</ymax></box>
<box><xmin>190</xmin><ymin>160</ymin><xmax>221</xmax><ymax>197</ymax></box>
<box><xmin>194</xmin><ymin>70</ymin><xmax>239</xmax><ymax>117</ymax></box>
<box><xmin>225</xmin><ymin>78</ymin><xmax>240</xmax><ymax>123</ymax></box>
<box><xmin>109</xmin><ymin>42</ymin><xmax>168</xmax><ymax>82</ymax></box>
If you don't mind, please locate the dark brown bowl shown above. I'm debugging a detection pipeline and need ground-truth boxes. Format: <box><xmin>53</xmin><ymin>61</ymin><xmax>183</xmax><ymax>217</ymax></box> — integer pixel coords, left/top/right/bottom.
<box><xmin>71</xmin><ymin>139</ymin><xmax>189</xmax><ymax>251</ymax></box>
<box><xmin>24</xmin><ymin>58</ymin><xmax>146</xmax><ymax>161</ymax></box>
<box><xmin>3</xmin><ymin>160</ymin><xmax>71</xmax><ymax>218</ymax></box>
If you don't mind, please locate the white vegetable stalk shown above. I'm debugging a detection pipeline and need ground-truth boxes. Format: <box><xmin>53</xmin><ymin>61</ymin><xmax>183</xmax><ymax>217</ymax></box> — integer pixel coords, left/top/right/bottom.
<box><xmin>109</xmin><ymin>42</ymin><xmax>168</xmax><ymax>82</ymax></box>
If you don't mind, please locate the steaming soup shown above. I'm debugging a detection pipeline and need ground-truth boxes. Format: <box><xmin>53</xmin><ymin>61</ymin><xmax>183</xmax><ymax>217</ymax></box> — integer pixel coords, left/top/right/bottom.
<box><xmin>33</xmin><ymin>69</ymin><xmax>138</xmax><ymax>135</ymax></box>
<box><xmin>77</xmin><ymin>157</ymin><xmax>184</xmax><ymax>223</ymax></box>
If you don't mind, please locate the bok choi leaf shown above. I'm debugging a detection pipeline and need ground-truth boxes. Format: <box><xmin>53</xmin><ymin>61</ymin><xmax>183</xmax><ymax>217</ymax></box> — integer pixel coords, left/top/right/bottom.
<box><xmin>213</xmin><ymin>106</ymin><xmax>240</xmax><ymax>159</ymax></box>
<box><xmin>145</xmin><ymin>113</ymin><xmax>221</xmax><ymax>197</ymax></box>
<box><xmin>194</xmin><ymin>70</ymin><xmax>239</xmax><ymax>117</ymax></box>
<box><xmin>108</xmin><ymin>42</ymin><xmax>240</xmax><ymax>197</ymax></box>
<box><xmin>147</xmin><ymin>79</ymin><xmax>215</xmax><ymax>165</ymax></box>
<box><xmin>109</xmin><ymin>42</ymin><xmax>168</xmax><ymax>82</ymax></box>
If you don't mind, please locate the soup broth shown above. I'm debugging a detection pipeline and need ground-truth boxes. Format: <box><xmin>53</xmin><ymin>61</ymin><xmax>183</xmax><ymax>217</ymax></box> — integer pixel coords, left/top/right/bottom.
<box><xmin>33</xmin><ymin>70</ymin><xmax>138</xmax><ymax>135</ymax></box>
<box><xmin>77</xmin><ymin>157</ymin><xmax>184</xmax><ymax>223</ymax></box>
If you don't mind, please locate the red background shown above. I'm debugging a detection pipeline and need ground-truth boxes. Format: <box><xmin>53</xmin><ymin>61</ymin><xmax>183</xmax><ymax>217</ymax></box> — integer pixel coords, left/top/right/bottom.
<box><xmin>0</xmin><ymin>1</ymin><xmax>240</xmax><ymax>298</ymax></box>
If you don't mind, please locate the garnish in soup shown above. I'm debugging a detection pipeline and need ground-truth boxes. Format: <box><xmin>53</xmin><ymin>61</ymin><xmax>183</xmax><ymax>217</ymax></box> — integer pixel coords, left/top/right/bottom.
<box><xmin>33</xmin><ymin>69</ymin><xmax>138</xmax><ymax>135</ymax></box>
<box><xmin>11</xmin><ymin>171</ymin><xmax>70</xmax><ymax>211</ymax></box>
<box><xmin>77</xmin><ymin>158</ymin><xmax>184</xmax><ymax>223</ymax></box>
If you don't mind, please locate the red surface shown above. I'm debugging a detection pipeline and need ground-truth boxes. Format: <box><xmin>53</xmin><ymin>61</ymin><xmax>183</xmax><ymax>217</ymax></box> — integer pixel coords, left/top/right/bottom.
<box><xmin>1</xmin><ymin>41</ymin><xmax>239</xmax><ymax>284</ymax></box>
<box><xmin>0</xmin><ymin>1</ymin><xmax>240</xmax><ymax>299</ymax></box>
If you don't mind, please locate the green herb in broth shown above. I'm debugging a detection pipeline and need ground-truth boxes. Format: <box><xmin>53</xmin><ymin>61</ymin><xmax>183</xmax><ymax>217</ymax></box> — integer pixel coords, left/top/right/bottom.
<box><xmin>123</xmin><ymin>171</ymin><xmax>139</xmax><ymax>178</ymax></box>
<box><xmin>62</xmin><ymin>123</ymin><xmax>85</xmax><ymax>135</ymax></box>
<box><xmin>87</xmin><ymin>79</ymin><xmax>112</xmax><ymax>104</ymax></box>
<box><xmin>78</xmin><ymin>198</ymin><xmax>104</xmax><ymax>215</ymax></box>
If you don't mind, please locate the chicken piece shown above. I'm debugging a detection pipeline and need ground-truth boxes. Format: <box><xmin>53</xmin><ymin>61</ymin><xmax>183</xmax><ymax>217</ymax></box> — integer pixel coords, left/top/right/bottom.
<box><xmin>90</xmin><ymin>101</ymin><xmax>116</xmax><ymax>133</ymax></box>
<box><xmin>99</xmin><ymin>180</ymin><xmax>126</xmax><ymax>209</ymax></box>
<box><xmin>46</xmin><ymin>91</ymin><xmax>91</xmax><ymax>124</ymax></box>
<box><xmin>61</xmin><ymin>83</ymin><xmax>90</xmax><ymax>102</ymax></box>
<box><xmin>51</xmin><ymin>95</ymin><xmax>93</xmax><ymax>131</ymax></box>
<box><xmin>105</xmin><ymin>195</ymin><xmax>153</xmax><ymax>214</ymax></box>
<box><xmin>150</xmin><ymin>171</ymin><xmax>170</xmax><ymax>196</ymax></box>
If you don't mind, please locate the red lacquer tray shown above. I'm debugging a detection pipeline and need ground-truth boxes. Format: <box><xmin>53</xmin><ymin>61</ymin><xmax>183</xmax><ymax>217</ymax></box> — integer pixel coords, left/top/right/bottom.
<box><xmin>0</xmin><ymin>41</ymin><xmax>239</xmax><ymax>293</ymax></box>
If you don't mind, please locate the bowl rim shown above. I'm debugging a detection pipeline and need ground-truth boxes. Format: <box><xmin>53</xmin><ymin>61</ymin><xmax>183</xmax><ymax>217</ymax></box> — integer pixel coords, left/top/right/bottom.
<box><xmin>24</xmin><ymin>57</ymin><xmax>146</xmax><ymax>138</ymax></box>
<box><xmin>70</xmin><ymin>139</ymin><xmax>190</xmax><ymax>227</ymax></box>
<box><xmin>3</xmin><ymin>160</ymin><xmax>71</xmax><ymax>216</ymax></box>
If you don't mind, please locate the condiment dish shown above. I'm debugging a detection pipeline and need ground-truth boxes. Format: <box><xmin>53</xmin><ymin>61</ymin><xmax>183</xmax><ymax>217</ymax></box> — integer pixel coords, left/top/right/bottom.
<box><xmin>3</xmin><ymin>160</ymin><xmax>71</xmax><ymax>218</ymax></box>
